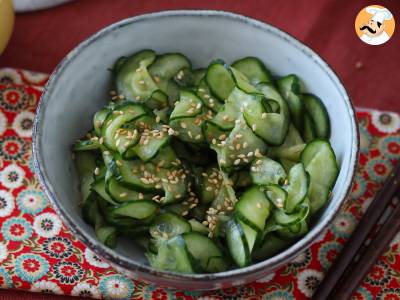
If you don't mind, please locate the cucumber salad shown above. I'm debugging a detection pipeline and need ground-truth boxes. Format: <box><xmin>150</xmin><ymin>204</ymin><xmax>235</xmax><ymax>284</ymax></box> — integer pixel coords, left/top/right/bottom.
<box><xmin>73</xmin><ymin>50</ymin><xmax>339</xmax><ymax>273</ymax></box>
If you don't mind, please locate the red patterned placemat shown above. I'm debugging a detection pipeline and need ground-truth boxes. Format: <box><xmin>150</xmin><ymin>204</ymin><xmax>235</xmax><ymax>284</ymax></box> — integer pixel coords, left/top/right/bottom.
<box><xmin>0</xmin><ymin>68</ymin><xmax>399</xmax><ymax>299</ymax></box>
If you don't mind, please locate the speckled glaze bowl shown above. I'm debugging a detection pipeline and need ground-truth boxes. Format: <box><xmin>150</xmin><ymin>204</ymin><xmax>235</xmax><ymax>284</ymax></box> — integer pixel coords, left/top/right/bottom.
<box><xmin>33</xmin><ymin>10</ymin><xmax>359</xmax><ymax>290</ymax></box>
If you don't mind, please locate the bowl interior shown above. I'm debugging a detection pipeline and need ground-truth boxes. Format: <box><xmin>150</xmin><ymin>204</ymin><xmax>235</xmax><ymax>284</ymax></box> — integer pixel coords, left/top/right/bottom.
<box><xmin>34</xmin><ymin>11</ymin><xmax>357</xmax><ymax>278</ymax></box>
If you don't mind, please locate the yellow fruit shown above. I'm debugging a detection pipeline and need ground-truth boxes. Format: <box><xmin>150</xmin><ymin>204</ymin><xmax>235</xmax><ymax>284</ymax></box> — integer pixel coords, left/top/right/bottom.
<box><xmin>0</xmin><ymin>0</ymin><xmax>15</xmax><ymax>54</ymax></box>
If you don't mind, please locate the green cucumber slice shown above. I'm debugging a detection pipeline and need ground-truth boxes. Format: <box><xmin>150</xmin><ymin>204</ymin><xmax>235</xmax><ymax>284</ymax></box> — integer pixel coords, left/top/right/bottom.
<box><xmin>230</xmin><ymin>67</ymin><xmax>263</xmax><ymax>95</ymax></box>
<box><xmin>95</xmin><ymin>226</ymin><xmax>117</xmax><ymax>248</ymax></box>
<box><xmin>158</xmin><ymin>168</ymin><xmax>188</xmax><ymax>205</ymax></box>
<box><xmin>195</xmin><ymin>165</ymin><xmax>222</xmax><ymax>204</ymax></box>
<box><xmin>225</xmin><ymin>219</ymin><xmax>250</xmax><ymax>267</ymax></box>
<box><xmin>170</xmin><ymin>90</ymin><xmax>203</xmax><ymax>120</ymax></box>
<box><xmin>267</xmin><ymin>99</ymin><xmax>280</xmax><ymax>113</ymax></box>
<box><xmin>183</xmin><ymin>232</ymin><xmax>227</xmax><ymax>272</ymax></box>
<box><xmin>264</xmin><ymin>184</ymin><xmax>288</xmax><ymax>210</ymax></box>
<box><xmin>202</xmin><ymin>121</ymin><xmax>229</xmax><ymax>145</ymax></box>
<box><xmin>92</xmin><ymin>179</ymin><xmax>118</xmax><ymax>205</ymax></box>
<box><xmin>284</xmin><ymin>163</ymin><xmax>309</xmax><ymax>213</ymax></box>
<box><xmin>243</xmin><ymin>98</ymin><xmax>290</xmax><ymax>146</ymax></box>
<box><xmin>148</xmin><ymin>53</ymin><xmax>191</xmax><ymax>83</ymax></box>
<box><xmin>173</xmin><ymin>67</ymin><xmax>194</xmax><ymax>87</ymax></box>
<box><xmin>197</xmin><ymin>79</ymin><xmax>223</xmax><ymax>112</ymax></box>
<box><xmin>210</xmin><ymin>87</ymin><xmax>258</xmax><ymax>131</ymax></box>
<box><xmin>257</xmin><ymin>82</ymin><xmax>290</xmax><ymax>118</ymax></box>
<box><xmin>151</xmin><ymin>145</ymin><xmax>179</xmax><ymax>169</ymax></box>
<box><xmin>147</xmin><ymin>235</ymin><xmax>195</xmax><ymax>273</ymax></box>
<box><xmin>231</xmin><ymin>56</ymin><xmax>272</xmax><ymax>85</ymax></box>
<box><xmin>101</xmin><ymin>103</ymin><xmax>147</xmax><ymax>150</ymax></box>
<box><xmin>192</xmin><ymin>68</ymin><xmax>206</xmax><ymax>86</ymax></box>
<box><xmin>277</xmin><ymin>74</ymin><xmax>304</xmax><ymax>132</ymax></box>
<box><xmin>150</xmin><ymin>212</ymin><xmax>191</xmax><ymax>239</ymax></box>
<box><xmin>235</xmin><ymin>186</ymin><xmax>271</xmax><ymax>231</ymax></box>
<box><xmin>93</xmin><ymin>108</ymin><xmax>110</xmax><ymax>136</ymax></box>
<box><xmin>81</xmin><ymin>193</ymin><xmax>101</xmax><ymax>226</ymax></box>
<box><xmin>213</xmin><ymin>117</ymin><xmax>267</xmax><ymax>171</ymax></box>
<box><xmin>115</xmin><ymin>49</ymin><xmax>157</xmax><ymax>101</ymax></box>
<box><xmin>113</xmin><ymin>200</ymin><xmax>158</xmax><ymax>220</ymax></box>
<box><xmin>237</xmin><ymin>218</ymin><xmax>258</xmax><ymax>252</ymax></box>
<box><xmin>170</xmin><ymin>116</ymin><xmax>206</xmax><ymax>144</ymax></box>
<box><xmin>146</xmin><ymin>89</ymin><xmax>169</xmax><ymax>110</ymax></box>
<box><xmin>303</xmin><ymin>113</ymin><xmax>317</xmax><ymax>143</ymax></box>
<box><xmin>115</xmin><ymin>126</ymin><xmax>140</xmax><ymax>158</ymax></box>
<box><xmin>205</xmin><ymin>60</ymin><xmax>235</xmax><ymax>101</ymax></box>
<box><xmin>268</xmin><ymin>124</ymin><xmax>304</xmax><ymax>156</ymax></box>
<box><xmin>75</xmin><ymin>152</ymin><xmax>96</xmax><ymax>203</ymax></box>
<box><xmin>301</xmin><ymin>140</ymin><xmax>339</xmax><ymax>214</ymax></box>
<box><xmin>252</xmin><ymin>234</ymin><xmax>289</xmax><ymax>261</ymax></box>
<box><xmin>250</xmin><ymin>157</ymin><xmax>286</xmax><ymax>185</ymax></box>
<box><xmin>277</xmin><ymin>219</ymin><xmax>309</xmax><ymax>240</ymax></box>
<box><xmin>131</xmin><ymin>132</ymin><xmax>170</xmax><ymax>162</ymax></box>
<box><xmin>303</xmin><ymin>93</ymin><xmax>330</xmax><ymax>139</ymax></box>
<box><xmin>105</xmin><ymin>172</ymin><xmax>153</xmax><ymax>203</ymax></box>
<box><xmin>273</xmin><ymin>202</ymin><xmax>309</xmax><ymax>226</ymax></box>
<box><xmin>188</xmin><ymin>219</ymin><xmax>209</xmax><ymax>235</ymax></box>
<box><xmin>112</xmin><ymin>156</ymin><xmax>159</xmax><ymax>192</ymax></box>
<box><xmin>279</xmin><ymin>158</ymin><xmax>297</xmax><ymax>173</ymax></box>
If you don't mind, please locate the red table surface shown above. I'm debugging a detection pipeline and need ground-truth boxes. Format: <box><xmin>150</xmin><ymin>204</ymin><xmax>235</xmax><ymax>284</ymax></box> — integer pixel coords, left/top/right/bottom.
<box><xmin>0</xmin><ymin>1</ymin><xmax>399</xmax><ymax>299</ymax></box>
<box><xmin>1</xmin><ymin>0</ymin><xmax>399</xmax><ymax>113</ymax></box>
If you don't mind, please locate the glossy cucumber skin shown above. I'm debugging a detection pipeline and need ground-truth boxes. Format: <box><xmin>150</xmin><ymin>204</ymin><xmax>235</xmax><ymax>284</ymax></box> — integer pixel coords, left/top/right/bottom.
<box><xmin>74</xmin><ymin>50</ymin><xmax>338</xmax><ymax>274</ymax></box>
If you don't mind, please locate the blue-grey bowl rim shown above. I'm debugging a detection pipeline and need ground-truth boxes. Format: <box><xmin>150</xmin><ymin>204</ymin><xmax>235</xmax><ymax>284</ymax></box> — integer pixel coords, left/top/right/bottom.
<box><xmin>32</xmin><ymin>9</ymin><xmax>359</xmax><ymax>282</ymax></box>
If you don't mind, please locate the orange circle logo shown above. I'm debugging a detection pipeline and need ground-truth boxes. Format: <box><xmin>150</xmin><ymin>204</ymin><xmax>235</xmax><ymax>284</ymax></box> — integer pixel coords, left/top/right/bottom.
<box><xmin>355</xmin><ymin>5</ymin><xmax>395</xmax><ymax>45</ymax></box>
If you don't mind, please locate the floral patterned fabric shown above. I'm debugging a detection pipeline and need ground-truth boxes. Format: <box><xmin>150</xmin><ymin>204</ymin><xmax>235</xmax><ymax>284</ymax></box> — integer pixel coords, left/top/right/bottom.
<box><xmin>0</xmin><ymin>68</ymin><xmax>399</xmax><ymax>299</ymax></box>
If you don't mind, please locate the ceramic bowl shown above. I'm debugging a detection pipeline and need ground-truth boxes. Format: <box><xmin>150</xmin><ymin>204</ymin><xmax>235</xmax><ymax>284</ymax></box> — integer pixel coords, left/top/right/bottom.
<box><xmin>33</xmin><ymin>10</ymin><xmax>359</xmax><ymax>290</ymax></box>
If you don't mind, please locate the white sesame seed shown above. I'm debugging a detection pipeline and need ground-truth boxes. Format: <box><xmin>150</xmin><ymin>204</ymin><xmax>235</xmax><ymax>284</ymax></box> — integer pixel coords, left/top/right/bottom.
<box><xmin>252</xmin><ymin>124</ymin><xmax>257</xmax><ymax>131</ymax></box>
<box><xmin>261</xmin><ymin>113</ymin><xmax>267</xmax><ymax>119</ymax></box>
<box><xmin>234</xmin><ymin>159</ymin><xmax>241</xmax><ymax>165</ymax></box>
<box><xmin>120</xmin><ymin>192</ymin><xmax>127</xmax><ymax>197</ymax></box>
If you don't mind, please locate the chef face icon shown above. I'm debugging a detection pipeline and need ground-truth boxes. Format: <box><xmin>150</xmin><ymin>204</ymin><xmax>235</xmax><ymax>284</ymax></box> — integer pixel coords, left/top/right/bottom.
<box><xmin>355</xmin><ymin>5</ymin><xmax>395</xmax><ymax>45</ymax></box>
<box><xmin>360</xmin><ymin>19</ymin><xmax>386</xmax><ymax>38</ymax></box>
